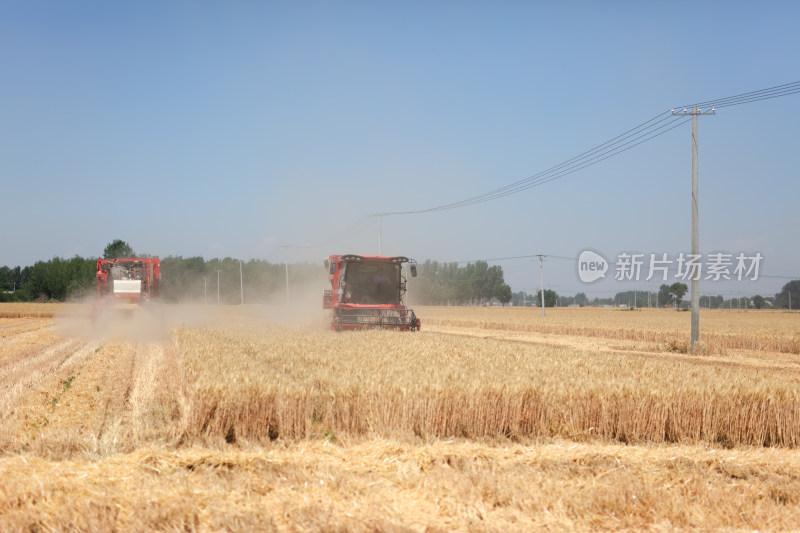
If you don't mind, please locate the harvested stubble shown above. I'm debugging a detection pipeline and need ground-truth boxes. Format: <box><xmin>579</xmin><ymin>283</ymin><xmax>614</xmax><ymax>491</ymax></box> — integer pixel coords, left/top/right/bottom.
<box><xmin>0</xmin><ymin>302</ymin><xmax>63</xmax><ymax>319</ymax></box>
<box><xmin>2</xmin><ymin>439</ymin><xmax>800</xmax><ymax>532</ymax></box>
<box><xmin>177</xmin><ymin>321</ymin><xmax>800</xmax><ymax>447</ymax></box>
<box><xmin>2</xmin><ymin>305</ymin><xmax>800</xmax><ymax>531</ymax></box>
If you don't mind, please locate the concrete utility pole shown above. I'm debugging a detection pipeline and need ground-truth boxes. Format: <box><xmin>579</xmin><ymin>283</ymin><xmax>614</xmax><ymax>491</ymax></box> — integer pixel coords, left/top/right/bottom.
<box><xmin>204</xmin><ymin>278</ymin><xmax>207</xmax><ymax>305</ymax></box>
<box><xmin>284</xmin><ymin>257</ymin><xmax>290</xmax><ymax>304</ymax></box>
<box><xmin>281</xmin><ymin>246</ymin><xmax>290</xmax><ymax>304</ymax></box>
<box><xmin>672</xmin><ymin>105</ymin><xmax>715</xmax><ymax>351</ymax></box>
<box><xmin>239</xmin><ymin>260</ymin><xmax>244</xmax><ymax>305</ymax></box>
<box><xmin>536</xmin><ymin>254</ymin><xmax>547</xmax><ymax>317</ymax></box>
<box><xmin>216</xmin><ymin>270</ymin><xmax>222</xmax><ymax>305</ymax></box>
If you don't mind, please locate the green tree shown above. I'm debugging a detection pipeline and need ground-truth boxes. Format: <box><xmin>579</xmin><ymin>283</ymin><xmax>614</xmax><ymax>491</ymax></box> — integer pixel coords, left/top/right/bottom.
<box><xmin>574</xmin><ymin>292</ymin><xmax>589</xmax><ymax>307</ymax></box>
<box><xmin>752</xmin><ymin>295</ymin><xmax>765</xmax><ymax>309</ymax></box>
<box><xmin>669</xmin><ymin>282</ymin><xmax>688</xmax><ymax>308</ymax></box>
<box><xmin>536</xmin><ymin>289</ymin><xmax>558</xmax><ymax>308</ymax></box>
<box><xmin>658</xmin><ymin>284</ymin><xmax>673</xmax><ymax>307</ymax></box>
<box><xmin>411</xmin><ymin>259</ymin><xmax>510</xmax><ymax>306</ymax></box>
<box><xmin>775</xmin><ymin>280</ymin><xmax>800</xmax><ymax>310</ymax></box>
<box><xmin>494</xmin><ymin>283</ymin><xmax>512</xmax><ymax>306</ymax></box>
<box><xmin>0</xmin><ymin>267</ymin><xmax>10</xmax><ymax>292</ymax></box>
<box><xmin>485</xmin><ymin>265</ymin><xmax>504</xmax><ymax>303</ymax></box>
<box><xmin>103</xmin><ymin>239</ymin><xmax>135</xmax><ymax>259</ymax></box>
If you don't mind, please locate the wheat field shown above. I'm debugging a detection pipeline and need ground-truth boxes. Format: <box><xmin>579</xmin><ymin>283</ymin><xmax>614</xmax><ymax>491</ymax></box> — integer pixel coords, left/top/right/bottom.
<box><xmin>1</xmin><ymin>303</ymin><xmax>799</xmax><ymax>531</ymax></box>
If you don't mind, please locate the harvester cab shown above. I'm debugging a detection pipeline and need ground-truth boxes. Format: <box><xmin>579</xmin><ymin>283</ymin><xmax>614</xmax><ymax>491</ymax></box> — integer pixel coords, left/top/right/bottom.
<box><xmin>323</xmin><ymin>255</ymin><xmax>420</xmax><ymax>331</ymax></box>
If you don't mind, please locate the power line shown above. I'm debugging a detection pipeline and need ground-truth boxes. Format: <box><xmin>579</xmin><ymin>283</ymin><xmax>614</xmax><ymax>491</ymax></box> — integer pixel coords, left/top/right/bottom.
<box><xmin>451</xmin><ymin>253</ymin><xmax>576</xmax><ymax>264</ymax></box>
<box><xmin>445</xmin><ymin>251</ymin><xmax>794</xmax><ymax>279</ymax></box>
<box><xmin>681</xmin><ymin>81</ymin><xmax>800</xmax><ymax>110</ymax></box>
<box><xmin>292</xmin><ymin>80</ymin><xmax>799</xmax><ymax>250</ymax></box>
<box><xmin>379</xmin><ymin>80</ymin><xmax>799</xmax><ymax>216</ymax></box>
<box><xmin>381</xmin><ymin>114</ymin><xmax>690</xmax><ymax>215</ymax></box>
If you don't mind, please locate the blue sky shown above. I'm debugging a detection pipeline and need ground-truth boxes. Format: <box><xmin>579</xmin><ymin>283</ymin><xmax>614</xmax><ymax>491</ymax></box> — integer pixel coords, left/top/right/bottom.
<box><xmin>1</xmin><ymin>1</ymin><xmax>798</xmax><ymax>298</ymax></box>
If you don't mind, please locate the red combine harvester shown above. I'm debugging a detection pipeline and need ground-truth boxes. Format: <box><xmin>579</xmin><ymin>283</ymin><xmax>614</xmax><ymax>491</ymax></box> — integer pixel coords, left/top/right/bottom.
<box><xmin>323</xmin><ymin>254</ymin><xmax>420</xmax><ymax>331</ymax></box>
<box><xmin>93</xmin><ymin>258</ymin><xmax>160</xmax><ymax>318</ymax></box>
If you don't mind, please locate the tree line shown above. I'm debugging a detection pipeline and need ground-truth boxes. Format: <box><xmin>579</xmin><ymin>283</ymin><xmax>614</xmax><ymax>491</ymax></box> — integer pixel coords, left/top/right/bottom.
<box><xmin>0</xmin><ymin>255</ymin><xmax>325</xmax><ymax>304</ymax></box>
<box><xmin>509</xmin><ymin>282</ymin><xmax>799</xmax><ymax>309</ymax></box>
<box><xmin>0</xmin><ymin>240</ymin><xmax>323</xmax><ymax>304</ymax></box>
<box><xmin>408</xmin><ymin>260</ymin><xmax>512</xmax><ymax>305</ymax></box>
<box><xmin>2</xmin><ymin>240</ymin><xmax>798</xmax><ymax>308</ymax></box>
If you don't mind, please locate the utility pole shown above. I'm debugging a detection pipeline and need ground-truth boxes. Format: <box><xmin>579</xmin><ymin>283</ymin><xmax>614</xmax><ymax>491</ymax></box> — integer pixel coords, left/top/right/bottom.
<box><xmin>204</xmin><ymin>277</ymin><xmax>207</xmax><ymax>305</ymax></box>
<box><xmin>281</xmin><ymin>247</ymin><xmax>290</xmax><ymax>304</ymax></box>
<box><xmin>536</xmin><ymin>254</ymin><xmax>547</xmax><ymax>317</ymax></box>
<box><xmin>672</xmin><ymin>105</ymin><xmax>715</xmax><ymax>351</ymax></box>
<box><xmin>284</xmin><ymin>257</ymin><xmax>290</xmax><ymax>304</ymax></box>
<box><xmin>239</xmin><ymin>260</ymin><xmax>244</xmax><ymax>305</ymax></box>
<box><xmin>216</xmin><ymin>270</ymin><xmax>222</xmax><ymax>305</ymax></box>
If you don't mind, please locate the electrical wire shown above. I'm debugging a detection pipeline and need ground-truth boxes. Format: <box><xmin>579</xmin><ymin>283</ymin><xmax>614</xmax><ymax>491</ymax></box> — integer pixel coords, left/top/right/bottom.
<box><xmin>289</xmin><ymin>81</ymin><xmax>799</xmax><ymax>249</ymax></box>
<box><xmin>680</xmin><ymin>81</ymin><xmax>800</xmax><ymax>110</ymax></box>
<box><xmin>381</xmin><ymin>113</ymin><xmax>689</xmax><ymax>215</ymax></box>
<box><xmin>380</xmin><ymin>112</ymin><xmax>673</xmax><ymax>214</ymax></box>
<box><xmin>381</xmin><ymin>80</ymin><xmax>800</xmax><ymax>216</ymax></box>
<box><xmin>422</xmin><ymin>254</ymin><xmax>578</xmax><ymax>265</ymax></box>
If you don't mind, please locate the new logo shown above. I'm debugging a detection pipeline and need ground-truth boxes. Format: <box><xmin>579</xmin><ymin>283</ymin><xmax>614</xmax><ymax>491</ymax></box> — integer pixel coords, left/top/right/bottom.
<box><xmin>577</xmin><ymin>249</ymin><xmax>608</xmax><ymax>283</ymax></box>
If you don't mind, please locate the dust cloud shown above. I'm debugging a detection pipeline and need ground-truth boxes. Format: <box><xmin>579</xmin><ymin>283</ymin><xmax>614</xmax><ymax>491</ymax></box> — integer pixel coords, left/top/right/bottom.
<box><xmin>54</xmin><ymin>277</ymin><xmax>330</xmax><ymax>342</ymax></box>
<box><xmin>254</xmin><ymin>277</ymin><xmax>329</xmax><ymax>328</ymax></box>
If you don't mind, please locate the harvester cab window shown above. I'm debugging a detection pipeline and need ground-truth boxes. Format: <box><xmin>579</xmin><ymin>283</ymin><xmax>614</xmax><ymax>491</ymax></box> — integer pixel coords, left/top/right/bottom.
<box><xmin>342</xmin><ymin>262</ymin><xmax>400</xmax><ymax>305</ymax></box>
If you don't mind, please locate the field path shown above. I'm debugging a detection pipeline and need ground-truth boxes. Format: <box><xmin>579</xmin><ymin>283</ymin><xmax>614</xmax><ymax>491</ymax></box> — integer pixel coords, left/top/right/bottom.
<box><xmin>426</xmin><ymin>324</ymin><xmax>800</xmax><ymax>379</ymax></box>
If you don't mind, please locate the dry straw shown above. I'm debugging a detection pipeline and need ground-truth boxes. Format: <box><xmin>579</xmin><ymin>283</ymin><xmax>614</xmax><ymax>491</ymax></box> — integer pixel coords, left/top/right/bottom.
<box><xmin>177</xmin><ymin>315</ymin><xmax>800</xmax><ymax>447</ymax></box>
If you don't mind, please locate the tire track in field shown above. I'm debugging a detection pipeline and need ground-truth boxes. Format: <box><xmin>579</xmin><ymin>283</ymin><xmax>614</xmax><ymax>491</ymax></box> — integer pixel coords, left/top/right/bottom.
<box><xmin>0</xmin><ymin>329</ymin><xmax>62</xmax><ymax>365</ymax></box>
<box><xmin>0</xmin><ymin>323</ymin><xmax>55</xmax><ymax>353</ymax></box>
<box><xmin>94</xmin><ymin>343</ymin><xmax>137</xmax><ymax>447</ymax></box>
<box><xmin>0</xmin><ymin>317</ymin><xmax>51</xmax><ymax>335</ymax></box>
<box><xmin>12</xmin><ymin>337</ymin><xmax>185</xmax><ymax>457</ymax></box>
<box><xmin>127</xmin><ymin>340</ymin><xmax>184</xmax><ymax>441</ymax></box>
<box><xmin>0</xmin><ymin>337</ymin><xmax>97</xmax><ymax>419</ymax></box>
<box><xmin>426</xmin><ymin>326</ymin><xmax>800</xmax><ymax>377</ymax></box>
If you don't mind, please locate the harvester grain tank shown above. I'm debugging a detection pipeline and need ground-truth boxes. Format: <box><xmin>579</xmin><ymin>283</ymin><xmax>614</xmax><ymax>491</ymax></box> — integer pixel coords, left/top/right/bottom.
<box><xmin>93</xmin><ymin>258</ymin><xmax>160</xmax><ymax>318</ymax></box>
<box><xmin>323</xmin><ymin>254</ymin><xmax>420</xmax><ymax>331</ymax></box>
